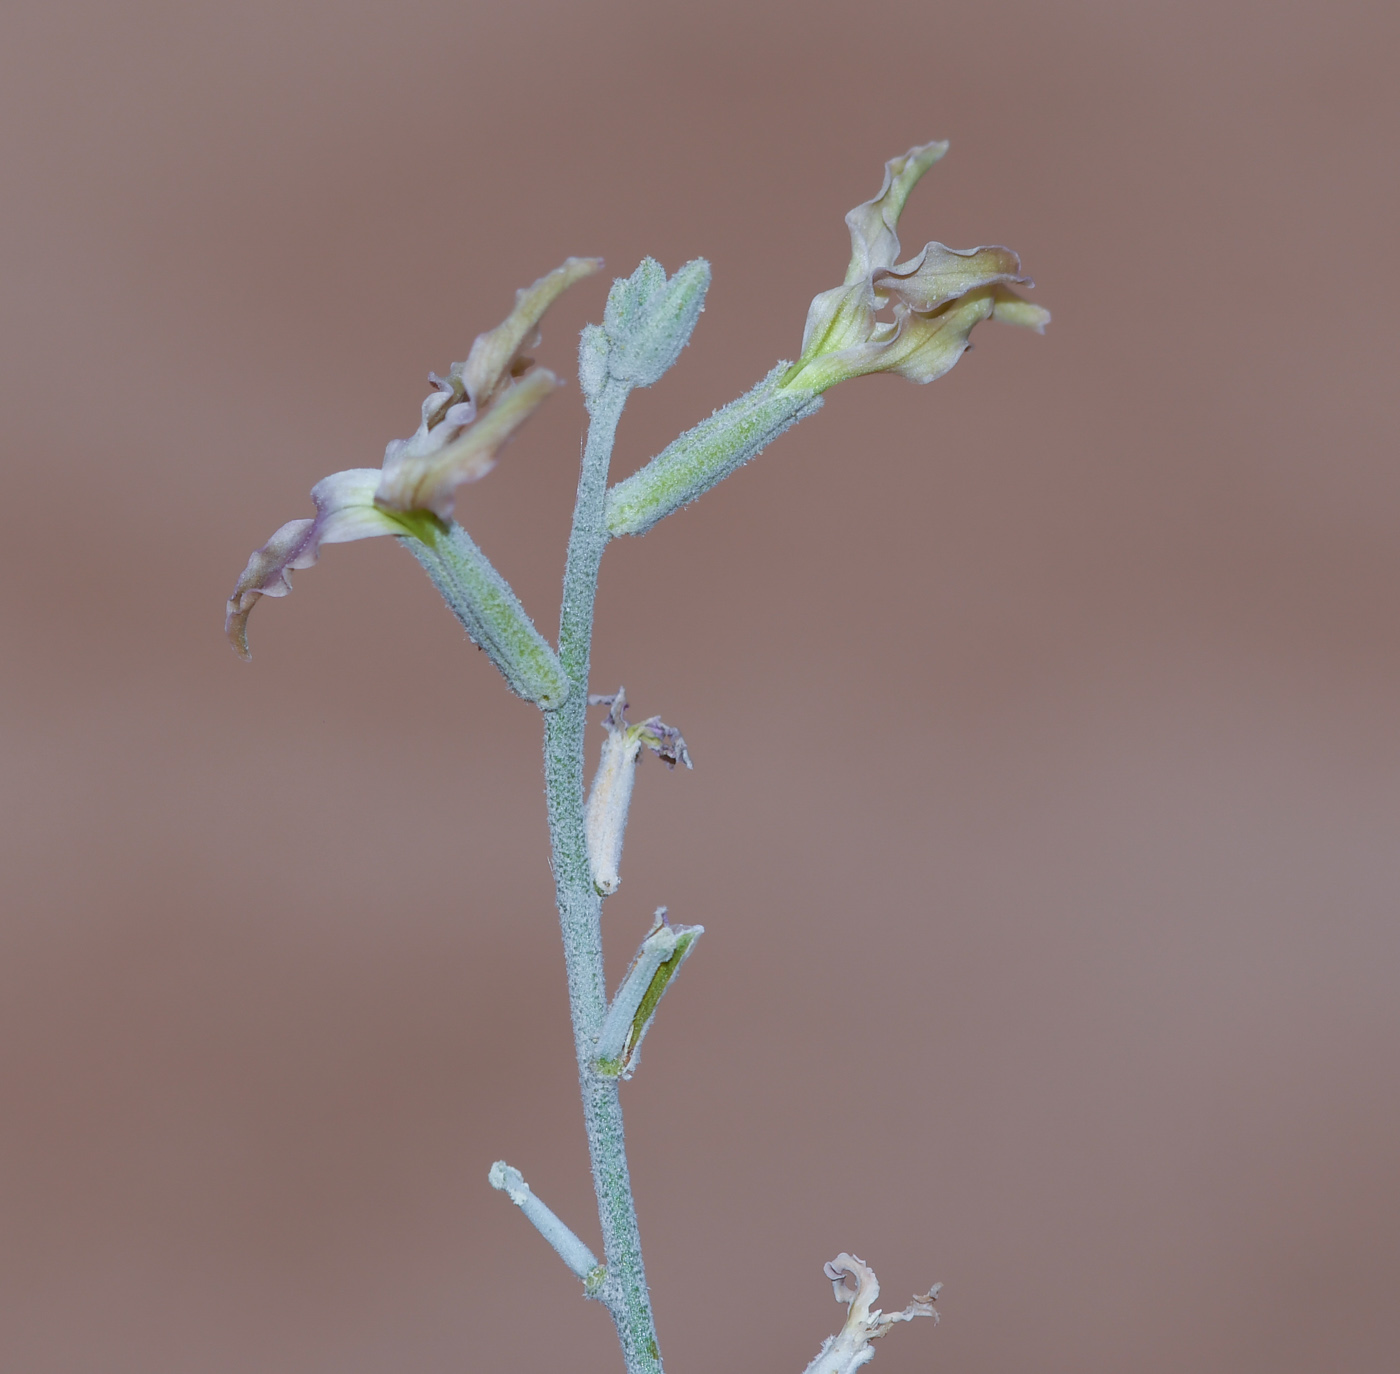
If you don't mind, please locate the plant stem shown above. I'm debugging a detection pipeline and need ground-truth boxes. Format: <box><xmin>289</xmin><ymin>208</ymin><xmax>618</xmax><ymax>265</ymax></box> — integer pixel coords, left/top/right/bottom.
<box><xmin>543</xmin><ymin>376</ymin><xmax>662</xmax><ymax>1374</ymax></box>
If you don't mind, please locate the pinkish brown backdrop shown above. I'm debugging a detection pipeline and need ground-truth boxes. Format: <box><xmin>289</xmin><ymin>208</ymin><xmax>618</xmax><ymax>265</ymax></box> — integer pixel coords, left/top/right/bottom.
<box><xmin>2</xmin><ymin>1</ymin><xmax>1397</xmax><ymax>1371</ymax></box>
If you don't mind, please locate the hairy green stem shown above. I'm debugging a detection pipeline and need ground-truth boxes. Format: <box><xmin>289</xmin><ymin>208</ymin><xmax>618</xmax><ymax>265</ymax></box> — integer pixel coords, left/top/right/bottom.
<box><xmin>544</xmin><ymin>375</ymin><xmax>662</xmax><ymax>1374</ymax></box>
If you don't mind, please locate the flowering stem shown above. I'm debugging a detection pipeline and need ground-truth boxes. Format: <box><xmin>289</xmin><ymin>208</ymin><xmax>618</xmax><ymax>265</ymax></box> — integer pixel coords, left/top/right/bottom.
<box><xmin>543</xmin><ymin>374</ymin><xmax>662</xmax><ymax>1374</ymax></box>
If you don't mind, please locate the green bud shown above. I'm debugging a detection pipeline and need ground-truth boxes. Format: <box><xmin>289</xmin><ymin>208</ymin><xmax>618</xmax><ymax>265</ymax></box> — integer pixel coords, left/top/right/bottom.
<box><xmin>597</xmin><ymin>257</ymin><xmax>711</xmax><ymax>390</ymax></box>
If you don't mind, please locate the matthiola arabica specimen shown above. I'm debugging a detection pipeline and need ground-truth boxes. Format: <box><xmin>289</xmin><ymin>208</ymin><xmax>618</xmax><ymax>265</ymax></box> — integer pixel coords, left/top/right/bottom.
<box><xmin>227</xmin><ymin>142</ymin><xmax>1048</xmax><ymax>1374</ymax></box>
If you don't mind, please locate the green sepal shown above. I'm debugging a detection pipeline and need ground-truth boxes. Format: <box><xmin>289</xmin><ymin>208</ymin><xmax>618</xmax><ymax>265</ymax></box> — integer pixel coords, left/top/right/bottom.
<box><xmin>605</xmin><ymin>366</ymin><xmax>822</xmax><ymax>536</ymax></box>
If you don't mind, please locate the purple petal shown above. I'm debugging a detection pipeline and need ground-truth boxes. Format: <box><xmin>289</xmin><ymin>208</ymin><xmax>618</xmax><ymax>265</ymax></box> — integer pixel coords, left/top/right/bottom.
<box><xmin>225</xmin><ymin>468</ymin><xmax>406</xmax><ymax>660</ymax></box>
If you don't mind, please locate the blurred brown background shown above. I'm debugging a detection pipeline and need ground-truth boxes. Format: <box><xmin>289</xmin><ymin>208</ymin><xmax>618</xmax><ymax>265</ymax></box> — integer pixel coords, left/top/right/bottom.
<box><xmin>2</xmin><ymin>0</ymin><xmax>1397</xmax><ymax>1370</ymax></box>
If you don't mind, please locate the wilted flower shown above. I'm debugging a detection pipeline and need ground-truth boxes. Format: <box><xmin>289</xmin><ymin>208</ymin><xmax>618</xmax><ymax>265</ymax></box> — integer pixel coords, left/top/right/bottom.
<box><xmin>804</xmin><ymin>1254</ymin><xmax>940</xmax><ymax>1374</ymax></box>
<box><xmin>584</xmin><ymin>689</ymin><xmax>690</xmax><ymax>895</ymax></box>
<box><xmin>225</xmin><ymin>256</ymin><xmax>601</xmax><ymax>659</ymax></box>
<box><xmin>779</xmin><ymin>142</ymin><xmax>1049</xmax><ymax>394</ymax></box>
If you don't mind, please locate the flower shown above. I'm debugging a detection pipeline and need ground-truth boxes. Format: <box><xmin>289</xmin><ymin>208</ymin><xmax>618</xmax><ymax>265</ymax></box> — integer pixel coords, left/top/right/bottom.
<box><xmin>225</xmin><ymin>256</ymin><xmax>602</xmax><ymax>659</ymax></box>
<box><xmin>779</xmin><ymin>142</ymin><xmax>1049</xmax><ymax>394</ymax></box>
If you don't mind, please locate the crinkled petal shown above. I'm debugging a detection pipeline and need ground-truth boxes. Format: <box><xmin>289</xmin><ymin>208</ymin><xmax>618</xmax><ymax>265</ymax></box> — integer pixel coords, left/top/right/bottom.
<box><xmin>420</xmin><ymin>371</ymin><xmax>467</xmax><ymax>433</ymax></box>
<box><xmin>875</xmin><ymin>292</ymin><xmax>997</xmax><ymax>384</ymax></box>
<box><xmin>782</xmin><ymin>297</ymin><xmax>980</xmax><ymax>391</ymax></box>
<box><xmin>824</xmin><ymin>1254</ymin><xmax>879</xmax><ymax>1315</ymax></box>
<box><xmin>636</xmin><ymin>715</ymin><xmax>691</xmax><ymax>770</ymax></box>
<box><xmin>844</xmin><ymin>141</ymin><xmax>948</xmax><ymax>283</ymax></box>
<box><xmin>460</xmin><ymin>256</ymin><xmax>602</xmax><ymax>407</ymax></box>
<box><xmin>885</xmin><ymin>282</ymin><xmax>1057</xmax><ymax>383</ymax></box>
<box><xmin>225</xmin><ymin>468</ymin><xmax>406</xmax><ymax>660</ymax></box>
<box><xmin>876</xmin><ymin>241</ymin><xmax>1027</xmax><ymax>313</ymax></box>
<box><xmin>786</xmin><ymin>284</ymin><xmax>1049</xmax><ymax>393</ymax></box>
<box><xmin>375</xmin><ymin>368</ymin><xmax>559</xmax><ymax>520</ymax></box>
<box><xmin>786</xmin><ymin>145</ymin><xmax>1048</xmax><ymax>396</ymax></box>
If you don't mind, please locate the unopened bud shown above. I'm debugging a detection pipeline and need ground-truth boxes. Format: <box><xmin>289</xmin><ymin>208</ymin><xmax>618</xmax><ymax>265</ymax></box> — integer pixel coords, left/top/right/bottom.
<box><xmin>600</xmin><ymin>257</ymin><xmax>710</xmax><ymax>390</ymax></box>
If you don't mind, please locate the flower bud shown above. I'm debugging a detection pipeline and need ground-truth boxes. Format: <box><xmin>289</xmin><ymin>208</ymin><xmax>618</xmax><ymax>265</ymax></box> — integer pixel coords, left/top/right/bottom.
<box><xmin>593</xmin><ymin>257</ymin><xmax>710</xmax><ymax>394</ymax></box>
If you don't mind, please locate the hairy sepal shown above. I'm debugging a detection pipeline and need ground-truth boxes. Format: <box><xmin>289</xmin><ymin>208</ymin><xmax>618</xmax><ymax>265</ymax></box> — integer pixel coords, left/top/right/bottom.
<box><xmin>606</xmin><ymin>365</ymin><xmax>821</xmax><ymax>537</ymax></box>
<box><xmin>405</xmin><ymin>520</ymin><xmax>570</xmax><ymax>710</ymax></box>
